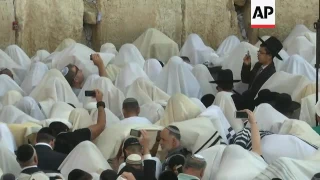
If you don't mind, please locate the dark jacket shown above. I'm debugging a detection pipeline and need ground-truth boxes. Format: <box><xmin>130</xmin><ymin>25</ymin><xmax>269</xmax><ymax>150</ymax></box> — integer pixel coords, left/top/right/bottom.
<box><xmin>241</xmin><ymin>62</ymin><xmax>276</xmax><ymax>107</ymax></box>
<box><xmin>35</xmin><ymin>144</ymin><xmax>67</xmax><ymax>172</ymax></box>
<box><xmin>118</xmin><ymin>160</ymin><xmax>157</xmax><ymax>180</ymax></box>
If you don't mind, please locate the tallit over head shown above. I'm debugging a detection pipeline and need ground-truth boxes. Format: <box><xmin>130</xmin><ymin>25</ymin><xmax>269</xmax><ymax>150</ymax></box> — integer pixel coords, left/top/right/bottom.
<box><xmin>0</xmin><ymin>49</ymin><xmax>26</xmax><ymax>85</ymax></box>
<box><xmin>31</xmin><ymin>50</ymin><xmax>51</xmax><ymax>62</ymax></box>
<box><xmin>69</xmin><ymin>108</ymin><xmax>94</xmax><ymax>131</ymax></box>
<box><xmin>192</xmin><ymin>64</ymin><xmax>217</xmax><ymax>96</ymax></box>
<box><xmin>139</xmin><ymin>102</ymin><xmax>165</xmax><ymax>124</ymax></box>
<box><xmin>112</xmin><ymin>44</ymin><xmax>145</xmax><ymax>68</ymax></box>
<box><xmin>0</xmin><ymin>141</ymin><xmax>21</xmax><ymax>176</ymax></box>
<box><xmin>0</xmin><ymin>123</ymin><xmax>17</xmax><ymax>153</ymax></box>
<box><xmin>155</xmin><ymin>56</ymin><xmax>201</xmax><ymax>98</ymax></box>
<box><xmin>54</xmin><ymin>38</ymin><xmax>77</xmax><ymax>52</ymax></box>
<box><xmin>90</xmin><ymin>107</ymin><xmax>120</xmax><ymax>128</ymax></box>
<box><xmin>15</xmin><ymin>96</ymin><xmax>46</xmax><ymax>120</ymax></box>
<box><xmin>143</xmin><ymin>59</ymin><xmax>162</xmax><ymax>82</ymax></box>
<box><xmin>100</xmin><ymin>43</ymin><xmax>118</xmax><ymax>55</ymax></box>
<box><xmin>216</xmin><ymin>35</ymin><xmax>240</xmax><ymax>57</ymax></box>
<box><xmin>1</xmin><ymin>90</ymin><xmax>23</xmax><ymax>106</ymax></box>
<box><xmin>283</xmin><ymin>24</ymin><xmax>312</xmax><ymax>50</ymax></box>
<box><xmin>286</xmin><ymin>36</ymin><xmax>315</xmax><ymax>64</ymax></box>
<box><xmin>300</xmin><ymin>93</ymin><xmax>318</xmax><ymax>127</ymax></box>
<box><xmin>0</xmin><ymin>74</ymin><xmax>25</xmax><ymax>100</ymax></box>
<box><xmin>5</xmin><ymin>45</ymin><xmax>31</xmax><ymax>70</ymax></box>
<box><xmin>0</xmin><ymin>105</ymin><xmax>40</xmax><ymax>125</ymax></box>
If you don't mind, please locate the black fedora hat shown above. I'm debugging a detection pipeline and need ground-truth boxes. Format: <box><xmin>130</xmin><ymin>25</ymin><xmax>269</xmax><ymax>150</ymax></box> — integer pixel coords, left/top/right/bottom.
<box><xmin>209</xmin><ymin>69</ymin><xmax>241</xmax><ymax>84</ymax></box>
<box><xmin>254</xmin><ymin>89</ymin><xmax>279</xmax><ymax>106</ymax></box>
<box><xmin>271</xmin><ymin>93</ymin><xmax>300</xmax><ymax>114</ymax></box>
<box><xmin>258</xmin><ymin>36</ymin><xmax>283</xmax><ymax>60</ymax></box>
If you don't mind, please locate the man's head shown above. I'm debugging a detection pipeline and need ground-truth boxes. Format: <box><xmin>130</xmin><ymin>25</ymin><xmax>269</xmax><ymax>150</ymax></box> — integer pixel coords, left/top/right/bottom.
<box><xmin>122</xmin><ymin>98</ymin><xmax>140</xmax><ymax>118</ymax></box>
<box><xmin>123</xmin><ymin>137</ymin><xmax>142</xmax><ymax>160</ymax></box>
<box><xmin>160</xmin><ymin>126</ymin><xmax>181</xmax><ymax>152</ymax></box>
<box><xmin>16</xmin><ymin>144</ymin><xmax>38</xmax><ymax>168</ymax></box>
<box><xmin>183</xmin><ymin>154</ymin><xmax>207</xmax><ymax>179</ymax></box>
<box><xmin>68</xmin><ymin>169</ymin><xmax>92</xmax><ymax>180</ymax></box>
<box><xmin>0</xmin><ymin>68</ymin><xmax>14</xmax><ymax>80</ymax></box>
<box><xmin>180</xmin><ymin>56</ymin><xmax>191</xmax><ymax>64</ymax></box>
<box><xmin>49</xmin><ymin>121</ymin><xmax>70</xmax><ymax>137</ymax></box>
<box><xmin>125</xmin><ymin>154</ymin><xmax>143</xmax><ymax>170</ymax></box>
<box><xmin>100</xmin><ymin>170</ymin><xmax>117</xmax><ymax>180</ymax></box>
<box><xmin>258</xmin><ymin>44</ymin><xmax>273</xmax><ymax>65</ymax></box>
<box><xmin>1</xmin><ymin>173</ymin><xmax>15</xmax><ymax>180</ymax></box>
<box><xmin>63</xmin><ymin>64</ymin><xmax>84</xmax><ymax>88</ymax></box>
<box><xmin>36</xmin><ymin>127</ymin><xmax>55</xmax><ymax>148</ymax></box>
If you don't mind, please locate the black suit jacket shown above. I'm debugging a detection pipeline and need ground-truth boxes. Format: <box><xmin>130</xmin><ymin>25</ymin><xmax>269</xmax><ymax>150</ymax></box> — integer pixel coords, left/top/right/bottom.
<box><xmin>241</xmin><ymin>62</ymin><xmax>276</xmax><ymax>99</ymax></box>
<box><xmin>35</xmin><ymin>144</ymin><xmax>67</xmax><ymax>172</ymax></box>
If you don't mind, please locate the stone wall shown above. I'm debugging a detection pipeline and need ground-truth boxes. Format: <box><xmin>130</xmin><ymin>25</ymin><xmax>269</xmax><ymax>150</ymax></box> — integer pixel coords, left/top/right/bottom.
<box><xmin>0</xmin><ymin>0</ymin><xmax>15</xmax><ymax>50</ymax></box>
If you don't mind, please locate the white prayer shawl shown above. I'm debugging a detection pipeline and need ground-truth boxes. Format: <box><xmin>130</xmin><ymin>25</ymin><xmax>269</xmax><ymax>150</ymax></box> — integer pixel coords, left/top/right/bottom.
<box><xmin>286</xmin><ymin>36</ymin><xmax>315</xmax><ymax>64</ymax></box>
<box><xmin>48</xmin><ymin>102</ymin><xmax>75</xmax><ymax>120</ymax></box>
<box><xmin>0</xmin><ymin>123</ymin><xmax>17</xmax><ymax>153</ymax></box>
<box><xmin>261</xmin><ymin>134</ymin><xmax>317</xmax><ymax>164</ymax></box>
<box><xmin>158</xmin><ymin>94</ymin><xmax>201</xmax><ymax>127</ymax></box>
<box><xmin>5</xmin><ymin>45</ymin><xmax>31</xmax><ymax>70</ymax></box>
<box><xmin>190</xmin><ymin>98</ymin><xmax>206</xmax><ymax>112</ymax></box>
<box><xmin>78</xmin><ymin>75</ymin><xmax>125</xmax><ymax>118</ymax></box>
<box><xmin>255</xmin><ymin>155</ymin><xmax>320</xmax><ymax>180</ymax></box>
<box><xmin>115</xmin><ymin>63</ymin><xmax>150</xmax><ymax>95</ymax></box>
<box><xmin>31</xmin><ymin>50</ymin><xmax>50</xmax><ymax>62</ymax></box>
<box><xmin>198</xmin><ymin>105</ymin><xmax>234</xmax><ymax>145</ymax></box>
<box><xmin>133</xmin><ymin>28</ymin><xmax>180</xmax><ymax>64</ymax></box>
<box><xmin>213</xmin><ymin>91</ymin><xmax>243</xmax><ymax>133</ymax></box>
<box><xmin>139</xmin><ymin>102</ymin><xmax>165</xmax><ymax>124</ymax></box>
<box><xmin>7</xmin><ymin>122</ymin><xmax>42</xmax><ymax>147</ymax></box>
<box><xmin>216</xmin><ymin>35</ymin><xmax>240</xmax><ymax>57</ymax></box>
<box><xmin>90</xmin><ymin>108</ymin><xmax>120</xmax><ymax>128</ymax></box>
<box><xmin>304</xmin><ymin>31</ymin><xmax>316</xmax><ymax>45</ymax></box>
<box><xmin>1</xmin><ymin>90</ymin><xmax>23</xmax><ymax>106</ymax></box>
<box><xmin>0</xmin><ymin>49</ymin><xmax>25</xmax><ymax>85</ymax></box>
<box><xmin>197</xmin><ymin>145</ymin><xmax>226</xmax><ymax>180</ymax></box>
<box><xmin>21</xmin><ymin>62</ymin><xmax>49</xmax><ymax>95</ymax></box>
<box><xmin>51</xmin><ymin>43</ymin><xmax>99</xmax><ymax>79</ymax></box>
<box><xmin>216</xmin><ymin>145</ymin><xmax>267</xmax><ymax>180</ymax></box>
<box><xmin>283</xmin><ymin>24</ymin><xmax>312</xmax><ymax>51</ymax></box>
<box><xmin>105</xmin><ymin>64</ymin><xmax>121</xmax><ymax>82</ymax></box>
<box><xmin>41</xmin><ymin>118</ymin><xmax>73</xmax><ymax>129</ymax></box>
<box><xmin>0</xmin><ymin>75</ymin><xmax>25</xmax><ymax>100</ymax></box>
<box><xmin>58</xmin><ymin>141</ymin><xmax>112</xmax><ymax>178</ymax></box>
<box><xmin>273</xmin><ymin>50</ymin><xmax>290</xmax><ymax>71</ymax></box>
<box><xmin>171</xmin><ymin>117</ymin><xmax>221</xmax><ymax>154</ymax></box>
<box><xmin>143</xmin><ymin>59</ymin><xmax>162</xmax><ymax>82</ymax></box>
<box><xmin>256</xmin><ymin>71</ymin><xmax>312</xmax><ymax>103</ymax></box>
<box><xmin>112</xmin><ymin>44</ymin><xmax>145</xmax><ymax>68</ymax></box>
<box><xmin>119</xmin><ymin>116</ymin><xmax>152</xmax><ymax>125</ymax></box>
<box><xmin>15</xmin><ymin>97</ymin><xmax>46</xmax><ymax>120</ymax></box>
<box><xmin>300</xmin><ymin>93</ymin><xmax>318</xmax><ymax>127</ymax></box>
<box><xmin>29</xmin><ymin>69</ymin><xmax>82</xmax><ymax>108</ymax></box>
<box><xmin>192</xmin><ymin>64</ymin><xmax>217</xmax><ymax>96</ymax></box>
<box><xmin>180</xmin><ymin>34</ymin><xmax>215</xmax><ymax>65</ymax></box>
<box><xmin>54</xmin><ymin>38</ymin><xmax>76</xmax><ymax>52</ymax></box>
<box><xmin>0</xmin><ymin>141</ymin><xmax>21</xmax><ymax>176</ymax></box>
<box><xmin>94</xmin><ymin>123</ymin><xmax>163</xmax><ymax>160</ymax></box>
<box><xmin>155</xmin><ymin>56</ymin><xmax>201</xmax><ymax>98</ymax></box>
<box><xmin>69</xmin><ymin>108</ymin><xmax>94</xmax><ymax>131</ymax></box>
<box><xmin>126</xmin><ymin>77</ymin><xmax>170</xmax><ymax>106</ymax></box>
<box><xmin>250</xmin><ymin>103</ymin><xmax>288</xmax><ymax>133</ymax></box>
<box><xmin>98</xmin><ymin>53</ymin><xmax>115</xmax><ymax>68</ymax></box>
<box><xmin>221</xmin><ymin>42</ymin><xmax>259</xmax><ymax>80</ymax></box>
<box><xmin>0</xmin><ymin>105</ymin><xmax>40</xmax><ymax>124</ymax></box>
<box><xmin>276</xmin><ymin>119</ymin><xmax>320</xmax><ymax>148</ymax></box>
<box><xmin>100</xmin><ymin>43</ymin><xmax>118</xmax><ymax>55</ymax></box>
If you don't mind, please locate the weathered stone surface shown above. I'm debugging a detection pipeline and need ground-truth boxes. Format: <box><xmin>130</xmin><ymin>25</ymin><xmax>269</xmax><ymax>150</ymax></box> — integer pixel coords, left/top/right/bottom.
<box><xmin>183</xmin><ymin>0</ymin><xmax>241</xmax><ymax>49</ymax></box>
<box><xmin>93</xmin><ymin>0</ymin><xmax>183</xmax><ymax>51</ymax></box>
<box><xmin>14</xmin><ymin>0</ymin><xmax>84</xmax><ymax>56</ymax></box>
<box><xmin>84</xmin><ymin>1</ymin><xmax>98</xmax><ymax>24</ymax></box>
<box><xmin>244</xmin><ymin>0</ymin><xmax>318</xmax><ymax>44</ymax></box>
<box><xmin>234</xmin><ymin>0</ymin><xmax>247</xmax><ymax>6</ymax></box>
<box><xmin>0</xmin><ymin>0</ymin><xmax>15</xmax><ymax>50</ymax></box>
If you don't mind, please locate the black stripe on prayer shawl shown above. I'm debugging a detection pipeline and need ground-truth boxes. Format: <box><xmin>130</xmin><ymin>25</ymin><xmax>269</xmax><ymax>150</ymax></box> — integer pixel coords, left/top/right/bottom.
<box><xmin>226</xmin><ymin>127</ymin><xmax>236</xmax><ymax>143</ymax></box>
<box><xmin>194</xmin><ymin>131</ymin><xmax>221</xmax><ymax>154</ymax></box>
<box><xmin>298</xmin><ymin>138</ymin><xmax>319</xmax><ymax>150</ymax></box>
<box><xmin>209</xmin><ymin>135</ymin><xmax>222</xmax><ymax>147</ymax></box>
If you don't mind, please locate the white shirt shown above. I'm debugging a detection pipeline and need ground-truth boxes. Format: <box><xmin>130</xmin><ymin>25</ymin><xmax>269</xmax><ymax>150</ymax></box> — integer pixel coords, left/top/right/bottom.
<box><xmin>119</xmin><ymin>116</ymin><xmax>152</xmax><ymax>125</ymax></box>
<box><xmin>35</xmin><ymin>143</ymin><xmax>52</xmax><ymax>150</ymax></box>
<box><xmin>118</xmin><ymin>154</ymin><xmax>162</xmax><ymax>179</ymax></box>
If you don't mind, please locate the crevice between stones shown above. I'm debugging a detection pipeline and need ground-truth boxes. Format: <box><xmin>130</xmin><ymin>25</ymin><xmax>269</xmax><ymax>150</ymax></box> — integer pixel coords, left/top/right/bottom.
<box><xmin>180</xmin><ymin>0</ymin><xmax>186</xmax><ymax>48</ymax></box>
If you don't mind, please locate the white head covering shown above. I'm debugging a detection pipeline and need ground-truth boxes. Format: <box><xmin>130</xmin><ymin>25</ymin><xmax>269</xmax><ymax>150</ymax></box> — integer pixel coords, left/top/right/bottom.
<box><xmin>0</xmin><ymin>74</ymin><xmax>25</xmax><ymax>100</ymax></box>
<box><xmin>20</xmin><ymin>61</ymin><xmax>49</xmax><ymax>95</ymax></box>
<box><xmin>286</xmin><ymin>36</ymin><xmax>315</xmax><ymax>63</ymax></box>
<box><xmin>0</xmin><ymin>141</ymin><xmax>21</xmax><ymax>176</ymax></box>
<box><xmin>300</xmin><ymin>93</ymin><xmax>318</xmax><ymax>127</ymax></box>
<box><xmin>79</xmin><ymin>75</ymin><xmax>125</xmax><ymax>118</ymax></box>
<box><xmin>105</xmin><ymin>64</ymin><xmax>121</xmax><ymax>82</ymax></box>
<box><xmin>0</xmin><ymin>105</ymin><xmax>40</xmax><ymax>124</ymax></box>
<box><xmin>159</xmin><ymin>94</ymin><xmax>201</xmax><ymax>127</ymax></box>
<box><xmin>155</xmin><ymin>56</ymin><xmax>201</xmax><ymax>98</ymax></box>
<box><xmin>180</xmin><ymin>34</ymin><xmax>215</xmax><ymax>65</ymax></box>
<box><xmin>54</xmin><ymin>38</ymin><xmax>77</xmax><ymax>52</ymax></box>
<box><xmin>90</xmin><ymin>108</ymin><xmax>120</xmax><ymax>128</ymax></box>
<box><xmin>48</xmin><ymin>101</ymin><xmax>75</xmax><ymax>120</ymax></box>
<box><xmin>58</xmin><ymin>141</ymin><xmax>112</xmax><ymax>178</ymax></box>
<box><xmin>1</xmin><ymin>90</ymin><xmax>23</xmax><ymax>106</ymax></box>
<box><xmin>190</xmin><ymin>98</ymin><xmax>206</xmax><ymax>112</ymax></box>
<box><xmin>14</xmin><ymin>96</ymin><xmax>46</xmax><ymax>120</ymax></box>
<box><xmin>192</xmin><ymin>64</ymin><xmax>217</xmax><ymax>96</ymax></box>
<box><xmin>0</xmin><ymin>49</ymin><xmax>25</xmax><ymax>85</ymax></box>
<box><xmin>41</xmin><ymin>118</ymin><xmax>73</xmax><ymax>129</ymax></box>
<box><xmin>283</xmin><ymin>24</ymin><xmax>312</xmax><ymax>50</ymax></box>
<box><xmin>4</xmin><ymin>45</ymin><xmax>31</xmax><ymax>70</ymax></box>
<box><xmin>69</xmin><ymin>108</ymin><xmax>94</xmax><ymax>131</ymax></box>
<box><xmin>29</xmin><ymin>69</ymin><xmax>82</xmax><ymax>108</ymax></box>
<box><xmin>133</xmin><ymin>28</ymin><xmax>180</xmax><ymax>64</ymax></box>
<box><xmin>31</xmin><ymin>50</ymin><xmax>50</xmax><ymax>62</ymax></box>
<box><xmin>143</xmin><ymin>59</ymin><xmax>162</xmax><ymax>82</ymax></box>
<box><xmin>126</xmin><ymin>77</ymin><xmax>170</xmax><ymax>106</ymax></box>
<box><xmin>115</xmin><ymin>63</ymin><xmax>150</xmax><ymax>94</ymax></box>
<box><xmin>216</xmin><ymin>35</ymin><xmax>240</xmax><ymax>57</ymax></box>
<box><xmin>0</xmin><ymin>123</ymin><xmax>17</xmax><ymax>153</ymax></box>
<box><xmin>100</xmin><ymin>43</ymin><xmax>118</xmax><ymax>55</ymax></box>
<box><xmin>139</xmin><ymin>102</ymin><xmax>165</xmax><ymax>124</ymax></box>
<box><xmin>112</xmin><ymin>44</ymin><xmax>145</xmax><ymax>68</ymax></box>
<box><xmin>273</xmin><ymin>49</ymin><xmax>290</xmax><ymax>71</ymax></box>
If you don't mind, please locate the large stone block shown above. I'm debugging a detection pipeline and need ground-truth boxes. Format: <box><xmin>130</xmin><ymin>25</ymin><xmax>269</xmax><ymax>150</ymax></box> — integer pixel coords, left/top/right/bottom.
<box><xmin>93</xmin><ymin>0</ymin><xmax>183</xmax><ymax>51</ymax></box>
<box><xmin>15</xmin><ymin>0</ymin><xmax>84</xmax><ymax>56</ymax></box>
<box><xmin>0</xmin><ymin>0</ymin><xmax>15</xmax><ymax>50</ymax></box>
<box><xmin>183</xmin><ymin>0</ymin><xmax>241</xmax><ymax>49</ymax></box>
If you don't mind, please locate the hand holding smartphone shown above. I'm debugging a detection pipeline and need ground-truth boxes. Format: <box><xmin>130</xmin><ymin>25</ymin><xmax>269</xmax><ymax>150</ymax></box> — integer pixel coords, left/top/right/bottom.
<box><xmin>85</xmin><ymin>90</ymin><xmax>96</xmax><ymax>97</ymax></box>
<box><xmin>130</xmin><ymin>129</ymin><xmax>141</xmax><ymax>137</ymax></box>
<box><xmin>234</xmin><ymin>111</ymin><xmax>249</xmax><ymax>119</ymax></box>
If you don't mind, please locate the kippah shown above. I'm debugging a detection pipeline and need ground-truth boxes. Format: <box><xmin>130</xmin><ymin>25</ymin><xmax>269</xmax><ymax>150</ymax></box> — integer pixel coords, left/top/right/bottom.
<box><xmin>126</xmin><ymin>154</ymin><xmax>142</xmax><ymax>165</ymax></box>
<box><xmin>166</xmin><ymin>126</ymin><xmax>180</xmax><ymax>135</ymax></box>
<box><xmin>16</xmin><ymin>144</ymin><xmax>34</xmax><ymax>162</ymax></box>
<box><xmin>61</xmin><ymin>66</ymin><xmax>69</xmax><ymax>76</ymax></box>
<box><xmin>191</xmin><ymin>154</ymin><xmax>205</xmax><ymax>161</ymax></box>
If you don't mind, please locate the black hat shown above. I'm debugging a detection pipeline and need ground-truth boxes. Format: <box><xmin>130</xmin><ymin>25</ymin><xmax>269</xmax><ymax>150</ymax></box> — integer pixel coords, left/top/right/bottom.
<box><xmin>272</xmin><ymin>93</ymin><xmax>300</xmax><ymax>113</ymax></box>
<box><xmin>258</xmin><ymin>36</ymin><xmax>283</xmax><ymax>60</ymax></box>
<box><xmin>209</xmin><ymin>69</ymin><xmax>241</xmax><ymax>84</ymax></box>
<box><xmin>254</xmin><ymin>89</ymin><xmax>279</xmax><ymax>106</ymax></box>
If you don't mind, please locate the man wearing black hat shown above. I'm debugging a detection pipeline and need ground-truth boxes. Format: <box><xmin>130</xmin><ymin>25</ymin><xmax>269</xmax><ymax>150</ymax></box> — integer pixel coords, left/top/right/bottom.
<box><xmin>241</xmin><ymin>36</ymin><xmax>283</xmax><ymax>109</ymax></box>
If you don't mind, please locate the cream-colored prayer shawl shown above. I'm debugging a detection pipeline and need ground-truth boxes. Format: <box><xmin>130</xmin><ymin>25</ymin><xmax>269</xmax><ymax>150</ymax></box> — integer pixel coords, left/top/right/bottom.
<box><xmin>0</xmin><ymin>74</ymin><xmax>25</xmax><ymax>99</ymax></box>
<box><xmin>5</xmin><ymin>45</ymin><xmax>31</xmax><ymax>71</ymax></box>
<box><xmin>54</xmin><ymin>38</ymin><xmax>76</xmax><ymax>52</ymax></box>
<box><xmin>1</xmin><ymin>90</ymin><xmax>23</xmax><ymax>106</ymax></box>
<box><xmin>192</xmin><ymin>64</ymin><xmax>217</xmax><ymax>96</ymax></box>
<box><xmin>0</xmin><ymin>49</ymin><xmax>26</xmax><ymax>85</ymax></box>
<box><xmin>300</xmin><ymin>93</ymin><xmax>318</xmax><ymax>127</ymax></box>
<box><xmin>0</xmin><ymin>123</ymin><xmax>17</xmax><ymax>153</ymax></box>
<box><xmin>143</xmin><ymin>59</ymin><xmax>162</xmax><ymax>82</ymax></box>
<box><xmin>0</xmin><ymin>141</ymin><xmax>21</xmax><ymax>176</ymax></box>
<box><xmin>112</xmin><ymin>44</ymin><xmax>145</xmax><ymax>68</ymax></box>
<box><xmin>69</xmin><ymin>108</ymin><xmax>94</xmax><ymax>131</ymax></box>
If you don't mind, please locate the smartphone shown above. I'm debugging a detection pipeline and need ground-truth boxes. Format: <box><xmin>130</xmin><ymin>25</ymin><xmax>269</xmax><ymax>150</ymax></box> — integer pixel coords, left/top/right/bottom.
<box><xmin>85</xmin><ymin>90</ymin><xmax>96</xmax><ymax>97</ymax></box>
<box><xmin>235</xmin><ymin>111</ymin><xmax>248</xmax><ymax>119</ymax></box>
<box><xmin>130</xmin><ymin>129</ymin><xmax>141</xmax><ymax>137</ymax></box>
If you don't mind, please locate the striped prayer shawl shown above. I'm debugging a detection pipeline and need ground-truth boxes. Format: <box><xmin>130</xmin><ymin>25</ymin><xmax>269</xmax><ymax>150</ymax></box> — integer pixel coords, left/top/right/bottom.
<box><xmin>194</xmin><ymin>130</ymin><xmax>222</xmax><ymax>154</ymax></box>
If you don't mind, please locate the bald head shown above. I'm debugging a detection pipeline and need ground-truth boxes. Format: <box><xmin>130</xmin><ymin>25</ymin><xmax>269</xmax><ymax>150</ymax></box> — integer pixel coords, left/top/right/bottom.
<box><xmin>122</xmin><ymin>98</ymin><xmax>140</xmax><ymax>118</ymax></box>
